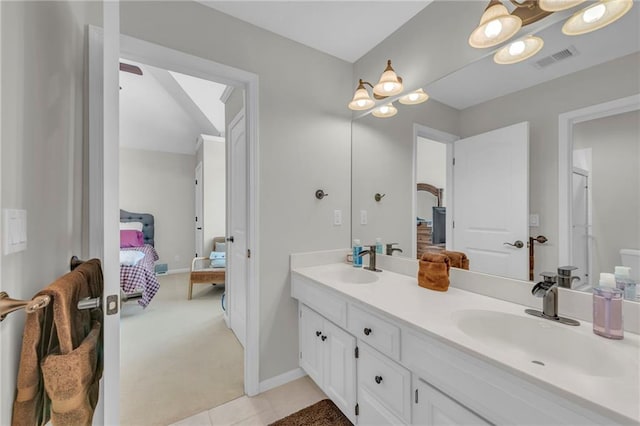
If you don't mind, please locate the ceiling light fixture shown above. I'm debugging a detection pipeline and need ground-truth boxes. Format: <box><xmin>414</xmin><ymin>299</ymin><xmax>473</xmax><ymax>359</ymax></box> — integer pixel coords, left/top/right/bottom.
<box><xmin>562</xmin><ymin>0</ymin><xmax>633</xmax><ymax>35</ymax></box>
<box><xmin>399</xmin><ymin>88</ymin><xmax>430</xmax><ymax>105</ymax></box>
<box><xmin>494</xmin><ymin>36</ymin><xmax>544</xmax><ymax>64</ymax></box>
<box><xmin>371</xmin><ymin>103</ymin><xmax>398</xmax><ymax>119</ymax></box>
<box><xmin>470</xmin><ymin>0</ymin><xmax>633</xmax><ymax>64</ymax></box>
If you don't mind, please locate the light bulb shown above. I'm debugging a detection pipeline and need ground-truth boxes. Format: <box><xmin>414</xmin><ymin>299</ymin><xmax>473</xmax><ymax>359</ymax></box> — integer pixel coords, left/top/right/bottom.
<box><xmin>408</xmin><ymin>93</ymin><xmax>420</xmax><ymax>101</ymax></box>
<box><xmin>382</xmin><ymin>82</ymin><xmax>396</xmax><ymax>93</ymax></box>
<box><xmin>484</xmin><ymin>19</ymin><xmax>503</xmax><ymax>38</ymax></box>
<box><xmin>356</xmin><ymin>100</ymin><xmax>367</xmax><ymax>107</ymax></box>
<box><xmin>508</xmin><ymin>41</ymin><xmax>526</xmax><ymax>56</ymax></box>
<box><xmin>582</xmin><ymin>3</ymin><xmax>606</xmax><ymax>23</ymax></box>
<box><xmin>379</xmin><ymin>106</ymin><xmax>390</xmax><ymax>114</ymax></box>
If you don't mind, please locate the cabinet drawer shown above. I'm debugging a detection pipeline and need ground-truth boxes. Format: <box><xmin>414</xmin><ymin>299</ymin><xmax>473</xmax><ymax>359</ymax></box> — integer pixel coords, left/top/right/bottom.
<box><xmin>348</xmin><ymin>304</ymin><xmax>400</xmax><ymax>360</ymax></box>
<box><xmin>358</xmin><ymin>343</ymin><xmax>411</xmax><ymax>424</ymax></box>
<box><xmin>292</xmin><ymin>274</ymin><xmax>347</xmax><ymax>327</ymax></box>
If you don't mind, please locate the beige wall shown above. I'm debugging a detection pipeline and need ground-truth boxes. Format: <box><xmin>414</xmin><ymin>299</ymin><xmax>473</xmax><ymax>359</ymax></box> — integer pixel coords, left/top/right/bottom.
<box><xmin>120</xmin><ymin>147</ymin><xmax>196</xmax><ymax>270</ymax></box>
<box><xmin>120</xmin><ymin>1</ymin><xmax>353</xmax><ymax>382</ymax></box>
<box><xmin>0</xmin><ymin>1</ymin><xmax>102</xmax><ymax>423</ymax></box>
<box><xmin>458</xmin><ymin>53</ymin><xmax>640</xmax><ymax>277</ymax></box>
<box><xmin>202</xmin><ymin>135</ymin><xmax>225</xmax><ymax>252</ymax></box>
<box><xmin>573</xmin><ymin>110</ymin><xmax>640</xmax><ymax>281</ymax></box>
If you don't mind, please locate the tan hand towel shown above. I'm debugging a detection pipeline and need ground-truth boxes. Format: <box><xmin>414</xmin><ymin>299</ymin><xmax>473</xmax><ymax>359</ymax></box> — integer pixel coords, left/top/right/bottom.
<box><xmin>441</xmin><ymin>250</ymin><xmax>469</xmax><ymax>270</ymax></box>
<box><xmin>418</xmin><ymin>253</ymin><xmax>451</xmax><ymax>291</ymax></box>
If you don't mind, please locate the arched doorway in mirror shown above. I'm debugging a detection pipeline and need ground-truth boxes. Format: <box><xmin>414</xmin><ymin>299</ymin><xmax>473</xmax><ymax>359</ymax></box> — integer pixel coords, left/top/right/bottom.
<box><xmin>416</xmin><ymin>183</ymin><xmax>445</xmax><ymax>258</ymax></box>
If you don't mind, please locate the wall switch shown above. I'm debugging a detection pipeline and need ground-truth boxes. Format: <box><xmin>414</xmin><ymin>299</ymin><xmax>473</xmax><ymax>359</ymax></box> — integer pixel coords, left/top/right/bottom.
<box><xmin>3</xmin><ymin>209</ymin><xmax>27</xmax><ymax>255</ymax></box>
<box><xmin>360</xmin><ymin>210</ymin><xmax>368</xmax><ymax>225</ymax></box>
<box><xmin>333</xmin><ymin>209</ymin><xmax>342</xmax><ymax>226</ymax></box>
<box><xmin>529</xmin><ymin>213</ymin><xmax>540</xmax><ymax>227</ymax></box>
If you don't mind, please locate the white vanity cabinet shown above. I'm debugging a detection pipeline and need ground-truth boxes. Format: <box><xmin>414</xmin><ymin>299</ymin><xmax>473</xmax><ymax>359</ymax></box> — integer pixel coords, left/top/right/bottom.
<box><xmin>413</xmin><ymin>377</ymin><xmax>490</xmax><ymax>425</ymax></box>
<box><xmin>299</xmin><ymin>304</ymin><xmax>357</xmax><ymax>424</ymax></box>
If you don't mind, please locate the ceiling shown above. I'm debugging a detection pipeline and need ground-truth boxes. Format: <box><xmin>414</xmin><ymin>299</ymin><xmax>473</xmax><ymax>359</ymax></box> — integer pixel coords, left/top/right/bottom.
<box><xmin>198</xmin><ymin>1</ymin><xmax>432</xmax><ymax>63</ymax></box>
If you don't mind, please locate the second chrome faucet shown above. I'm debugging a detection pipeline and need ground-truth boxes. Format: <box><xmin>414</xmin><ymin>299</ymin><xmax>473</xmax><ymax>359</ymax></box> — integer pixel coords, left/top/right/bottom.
<box><xmin>525</xmin><ymin>272</ymin><xmax>580</xmax><ymax>326</ymax></box>
<box><xmin>358</xmin><ymin>245</ymin><xmax>382</xmax><ymax>272</ymax></box>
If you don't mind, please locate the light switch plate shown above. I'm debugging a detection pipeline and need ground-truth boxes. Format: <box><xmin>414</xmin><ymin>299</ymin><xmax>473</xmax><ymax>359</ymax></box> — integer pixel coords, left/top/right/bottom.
<box><xmin>333</xmin><ymin>209</ymin><xmax>342</xmax><ymax>226</ymax></box>
<box><xmin>529</xmin><ymin>213</ymin><xmax>540</xmax><ymax>227</ymax></box>
<box><xmin>3</xmin><ymin>209</ymin><xmax>27</xmax><ymax>255</ymax></box>
<box><xmin>360</xmin><ymin>210</ymin><xmax>368</xmax><ymax>225</ymax></box>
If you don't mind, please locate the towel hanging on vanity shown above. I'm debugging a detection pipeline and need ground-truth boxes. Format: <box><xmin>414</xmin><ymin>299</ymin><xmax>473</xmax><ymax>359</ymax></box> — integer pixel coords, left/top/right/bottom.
<box><xmin>12</xmin><ymin>259</ymin><xmax>103</xmax><ymax>426</ymax></box>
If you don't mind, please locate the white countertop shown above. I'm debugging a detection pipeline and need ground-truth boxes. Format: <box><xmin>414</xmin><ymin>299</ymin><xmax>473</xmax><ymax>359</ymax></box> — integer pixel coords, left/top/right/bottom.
<box><xmin>292</xmin><ymin>262</ymin><xmax>640</xmax><ymax>424</ymax></box>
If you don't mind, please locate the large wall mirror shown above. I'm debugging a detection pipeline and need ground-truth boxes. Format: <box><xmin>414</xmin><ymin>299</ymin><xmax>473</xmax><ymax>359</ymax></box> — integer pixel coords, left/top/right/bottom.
<box><xmin>351</xmin><ymin>5</ymin><xmax>639</xmax><ymax>299</ymax></box>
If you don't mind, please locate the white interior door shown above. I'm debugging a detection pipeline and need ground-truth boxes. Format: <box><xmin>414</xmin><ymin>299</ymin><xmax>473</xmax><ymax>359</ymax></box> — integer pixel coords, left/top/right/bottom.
<box><xmin>195</xmin><ymin>162</ymin><xmax>204</xmax><ymax>257</ymax></box>
<box><xmin>452</xmin><ymin>122</ymin><xmax>529</xmax><ymax>280</ymax></box>
<box><xmin>227</xmin><ymin>110</ymin><xmax>247</xmax><ymax>347</ymax></box>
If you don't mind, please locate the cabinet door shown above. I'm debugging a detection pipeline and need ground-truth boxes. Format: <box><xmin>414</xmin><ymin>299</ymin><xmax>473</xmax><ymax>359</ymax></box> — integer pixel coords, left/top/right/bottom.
<box><xmin>358</xmin><ymin>387</ymin><xmax>407</xmax><ymax>425</ymax></box>
<box><xmin>299</xmin><ymin>304</ymin><xmax>325</xmax><ymax>386</ymax></box>
<box><xmin>323</xmin><ymin>320</ymin><xmax>357</xmax><ymax>424</ymax></box>
<box><xmin>413</xmin><ymin>378</ymin><xmax>490</xmax><ymax>426</ymax></box>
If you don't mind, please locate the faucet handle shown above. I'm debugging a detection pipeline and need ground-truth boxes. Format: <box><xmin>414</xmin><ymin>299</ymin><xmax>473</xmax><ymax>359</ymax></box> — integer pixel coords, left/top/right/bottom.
<box><xmin>532</xmin><ymin>272</ymin><xmax>557</xmax><ymax>297</ymax></box>
<box><xmin>557</xmin><ymin>265</ymin><xmax>578</xmax><ymax>276</ymax></box>
<box><xmin>540</xmin><ymin>272</ymin><xmax>557</xmax><ymax>284</ymax></box>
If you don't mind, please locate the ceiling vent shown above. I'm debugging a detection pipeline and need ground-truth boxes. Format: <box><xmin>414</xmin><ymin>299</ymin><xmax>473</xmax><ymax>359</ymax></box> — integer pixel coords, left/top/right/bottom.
<box><xmin>533</xmin><ymin>46</ymin><xmax>579</xmax><ymax>69</ymax></box>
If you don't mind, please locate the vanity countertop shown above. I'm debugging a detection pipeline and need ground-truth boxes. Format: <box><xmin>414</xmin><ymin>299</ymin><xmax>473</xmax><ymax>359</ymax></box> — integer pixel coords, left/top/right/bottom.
<box><xmin>292</xmin><ymin>262</ymin><xmax>640</xmax><ymax>424</ymax></box>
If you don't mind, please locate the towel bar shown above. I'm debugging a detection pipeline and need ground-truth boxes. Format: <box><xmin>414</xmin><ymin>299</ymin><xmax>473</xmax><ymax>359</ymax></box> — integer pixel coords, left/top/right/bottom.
<box><xmin>0</xmin><ymin>291</ymin><xmax>51</xmax><ymax>322</ymax></box>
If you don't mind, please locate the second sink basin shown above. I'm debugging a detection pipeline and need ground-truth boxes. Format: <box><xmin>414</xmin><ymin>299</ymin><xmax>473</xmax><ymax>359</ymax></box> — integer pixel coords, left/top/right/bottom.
<box><xmin>452</xmin><ymin>309</ymin><xmax>634</xmax><ymax>378</ymax></box>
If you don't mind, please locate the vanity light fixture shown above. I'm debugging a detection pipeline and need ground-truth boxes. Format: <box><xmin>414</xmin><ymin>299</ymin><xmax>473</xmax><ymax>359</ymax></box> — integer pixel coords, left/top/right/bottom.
<box><xmin>373</xmin><ymin>60</ymin><xmax>404</xmax><ymax>97</ymax></box>
<box><xmin>371</xmin><ymin>103</ymin><xmax>397</xmax><ymax>118</ymax></box>
<box><xmin>562</xmin><ymin>0</ymin><xmax>633</xmax><ymax>36</ymax></box>
<box><xmin>470</xmin><ymin>0</ymin><xmax>633</xmax><ymax>64</ymax></box>
<box><xmin>399</xmin><ymin>88</ymin><xmax>430</xmax><ymax>105</ymax></box>
<box><xmin>494</xmin><ymin>36</ymin><xmax>544</xmax><ymax>64</ymax></box>
<box><xmin>348</xmin><ymin>79</ymin><xmax>376</xmax><ymax>111</ymax></box>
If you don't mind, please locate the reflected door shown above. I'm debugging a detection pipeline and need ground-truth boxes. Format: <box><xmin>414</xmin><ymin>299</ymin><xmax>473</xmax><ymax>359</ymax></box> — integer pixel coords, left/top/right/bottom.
<box><xmin>452</xmin><ymin>122</ymin><xmax>529</xmax><ymax>280</ymax></box>
<box><xmin>572</xmin><ymin>170</ymin><xmax>590</xmax><ymax>286</ymax></box>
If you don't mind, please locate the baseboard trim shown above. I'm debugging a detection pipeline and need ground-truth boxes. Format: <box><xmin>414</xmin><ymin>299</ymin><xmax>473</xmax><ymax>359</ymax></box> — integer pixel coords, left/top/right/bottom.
<box><xmin>258</xmin><ymin>368</ymin><xmax>307</xmax><ymax>394</ymax></box>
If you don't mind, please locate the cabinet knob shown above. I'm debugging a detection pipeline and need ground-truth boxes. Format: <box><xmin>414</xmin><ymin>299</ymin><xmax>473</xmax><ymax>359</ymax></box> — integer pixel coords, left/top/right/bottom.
<box><xmin>375</xmin><ymin>376</ymin><xmax>383</xmax><ymax>384</ymax></box>
<box><xmin>363</xmin><ymin>327</ymin><xmax>372</xmax><ymax>336</ymax></box>
<box><xmin>321</xmin><ymin>335</ymin><xmax>327</xmax><ymax>341</ymax></box>
<box><xmin>315</xmin><ymin>331</ymin><xmax>322</xmax><ymax>337</ymax></box>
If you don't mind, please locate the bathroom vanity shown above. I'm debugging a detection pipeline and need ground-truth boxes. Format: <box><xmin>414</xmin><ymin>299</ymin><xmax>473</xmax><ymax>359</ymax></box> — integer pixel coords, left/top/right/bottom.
<box><xmin>291</xmin><ymin>251</ymin><xmax>640</xmax><ymax>425</ymax></box>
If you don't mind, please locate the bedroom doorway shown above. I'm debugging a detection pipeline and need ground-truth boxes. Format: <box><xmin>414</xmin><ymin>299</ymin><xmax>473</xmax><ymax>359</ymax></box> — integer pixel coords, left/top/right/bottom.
<box><xmin>89</xmin><ymin>27</ymin><xmax>260</xmax><ymax>425</ymax></box>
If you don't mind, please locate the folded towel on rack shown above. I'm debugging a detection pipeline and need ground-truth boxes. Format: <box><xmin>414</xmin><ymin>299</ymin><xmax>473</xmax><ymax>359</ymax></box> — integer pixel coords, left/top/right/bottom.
<box><xmin>13</xmin><ymin>259</ymin><xmax>103</xmax><ymax>426</ymax></box>
<box><xmin>418</xmin><ymin>253</ymin><xmax>451</xmax><ymax>292</ymax></box>
<box><xmin>441</xmin><ymin>250</ymin><xmax>469</xmax><ymax>270</ymax></box>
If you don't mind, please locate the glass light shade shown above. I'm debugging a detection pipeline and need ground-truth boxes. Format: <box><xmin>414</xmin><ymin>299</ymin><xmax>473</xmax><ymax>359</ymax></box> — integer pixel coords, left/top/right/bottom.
<box><xmin>562</xmin><ymin>0</ymin><xmax>633</xmax><ymax>35</ymax></box>
<box><xmin>373</xmin><ymin>61</ymin><xmax>403</xmax><ymax>97</ymax></box>
<box><xmin>539</xmin><ymin>0</ymin><xmax>586</xmax><ymax>11</ymax></box>
<box><xmin>348</xmin><ymin>86</ymin><xmax>375</xmax><ymax>111</ymax></box>
<box><xmin>468</xmin><ymin>1</ymin><xmax>522</xmax><ymax>48</ymax></box>
<box><xmin>371</xmin><ymin>103</ymin><xmax>398</xmax><ymax>118</ymax></box>
<box><xmin>399</xmin><ymin>88</ymin><xmax>430</xmax><ymax>105</ymax></box>
<box><xmin>494</xmin><ymin>36</ymin><xmax>544</xmax><ymax>65</ymax></box>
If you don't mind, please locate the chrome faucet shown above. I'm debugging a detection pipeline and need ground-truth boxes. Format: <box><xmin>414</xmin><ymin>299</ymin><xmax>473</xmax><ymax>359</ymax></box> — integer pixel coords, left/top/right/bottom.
<box><xmin>358</xmin><ymin>245</ymin><xmax>381</xmax><ymax>272</ymax></box>
<box><xmin>385</xmin><ymin>243</ymin><xmax>403</xmax><ymax>256</ymax></box>
<box><xmin>557</xmin><ymin>266</ymin><xmax>580</xmax><ymax>289</ymax></box>
<box><xmin>525</xmin><ymin>272</ymin><xmax>580</xmax><ymax>326</ymax></box>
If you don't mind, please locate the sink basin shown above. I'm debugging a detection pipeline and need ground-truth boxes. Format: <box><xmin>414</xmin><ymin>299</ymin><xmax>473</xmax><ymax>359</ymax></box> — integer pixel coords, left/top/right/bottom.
<box><xmin>322</xmin><ymin>265</ymin><xmax>380</xmax><ymax>284</ymax></box>
<box><xmin>452</xmin><ymin>309</ymin><xmax>633</xmax><ymax>377</ymax></box>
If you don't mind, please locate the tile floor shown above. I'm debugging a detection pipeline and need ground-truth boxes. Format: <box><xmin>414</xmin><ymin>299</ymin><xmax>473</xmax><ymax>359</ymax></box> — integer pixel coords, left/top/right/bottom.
<box><xmin>170</xmin><ymin>376</ymin><xmax>327</xmax><ymax>426</ymax></box>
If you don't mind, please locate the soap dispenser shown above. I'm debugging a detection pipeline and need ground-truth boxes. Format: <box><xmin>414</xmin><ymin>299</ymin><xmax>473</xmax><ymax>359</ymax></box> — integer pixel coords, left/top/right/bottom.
<box><xmin>375</xmin><ymin>238</ymin><xmax>383</xmax><ymax>254</ymax></box>
<box><xmin>352</xmin><ymin>239</ymin><xmax>363</xmax><ymax>268</ymax></box>
<box><xmin>593</xmin><ymin>273</ymin><xmax>623</xmax><ymax>340</ymax></box>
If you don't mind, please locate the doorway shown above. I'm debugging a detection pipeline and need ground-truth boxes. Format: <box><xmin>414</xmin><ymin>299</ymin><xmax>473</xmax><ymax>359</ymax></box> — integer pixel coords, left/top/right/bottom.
<box><xmin>88</xmin><ymin>28</ymin><xmax>260</xmax><ymax>424</ymax></box>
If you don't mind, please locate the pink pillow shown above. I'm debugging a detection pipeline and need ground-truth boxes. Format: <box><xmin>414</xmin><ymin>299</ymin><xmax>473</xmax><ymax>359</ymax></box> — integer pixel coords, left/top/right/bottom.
<box><xmin>120</xmin><ymin>230</ymin><xmax>144</xmax><ymax>248</ymax></box>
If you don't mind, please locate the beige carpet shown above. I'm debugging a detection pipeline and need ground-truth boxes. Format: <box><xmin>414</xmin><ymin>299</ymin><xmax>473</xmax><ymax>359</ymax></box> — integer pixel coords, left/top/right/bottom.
<box><xmin>120</xmin><ymin>272</ymin><xmax>244</xmax><ymax>426</ymax></box>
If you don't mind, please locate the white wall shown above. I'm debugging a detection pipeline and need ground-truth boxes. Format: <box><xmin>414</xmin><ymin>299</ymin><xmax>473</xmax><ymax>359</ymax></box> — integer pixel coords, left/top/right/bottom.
<box><xmin>202</xmin><ymin>135</ymin><xmax>225</xmax><ymax>252</ymax></box>
<box><xmin>120</xmin><ymin>147</ymin><xmax>196</xmax><ymax>270</ymax></box>
<box><xmin>119</xmin><ymin>1</ymin><xmax>353</xmax><ymax>382</ymax></box>
<box><xmin>458</xmin><ymin>53</ymin><xmax>640</xmax><ymax>277</ymax></box>
<box><xmin>0</xmin><ymin>2</ymin><xmax>101</xmax><ymax>423</ymax></box>
<box><xmin>573</xmin><ymin>110</ymin><xmax>640</xmax><ymax>282</ymax></box>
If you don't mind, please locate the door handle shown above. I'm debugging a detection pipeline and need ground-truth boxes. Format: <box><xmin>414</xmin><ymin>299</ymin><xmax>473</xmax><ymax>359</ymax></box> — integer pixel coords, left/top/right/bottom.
<box><xmin>504</xmin><ymin>240</ymin><xmax>524</xmax><ymax>249</ymax></box>
<box><xmin>226</xmin><ymin>236</ymin><xmax>234</xmax><ymax>243</ymax></box>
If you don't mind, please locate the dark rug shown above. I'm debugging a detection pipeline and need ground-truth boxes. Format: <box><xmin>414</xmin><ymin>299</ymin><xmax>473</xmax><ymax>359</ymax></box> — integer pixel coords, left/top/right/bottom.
<box><xmin>269</xmin><ymin>399</ymin><xmax>353</xmax><ymax>426</ymax></box>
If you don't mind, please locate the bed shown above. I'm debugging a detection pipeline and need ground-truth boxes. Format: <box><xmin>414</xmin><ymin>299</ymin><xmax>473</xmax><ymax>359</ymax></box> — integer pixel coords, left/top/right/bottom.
<box><xmin>120</xmin><ymin>209</ymin><xmax>160</xmax><ymax>307</ymax></box>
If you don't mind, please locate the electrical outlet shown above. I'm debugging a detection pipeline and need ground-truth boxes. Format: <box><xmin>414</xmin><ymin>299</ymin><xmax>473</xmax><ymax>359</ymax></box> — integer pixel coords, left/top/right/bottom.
<box><xmin>333</xmin><ymin>209</ymin><xmax>342</xmax><ymax>226</ymax></box>
<box><xmin>529</xmin><ymin>214</ymin><xmax>540</xmax><ymax>227</ymax></box>
<box><xmin>360</xmin><ymin>210</ymin><xmax>368</xmax><ymax>225</ymax></box>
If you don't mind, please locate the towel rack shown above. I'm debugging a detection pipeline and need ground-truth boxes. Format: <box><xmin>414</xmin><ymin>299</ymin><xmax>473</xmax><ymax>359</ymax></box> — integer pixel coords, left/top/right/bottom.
<box><xmin>0</xmin><ymin>292</ymin><xmax>51</xmax><ymax>322</ymax></box>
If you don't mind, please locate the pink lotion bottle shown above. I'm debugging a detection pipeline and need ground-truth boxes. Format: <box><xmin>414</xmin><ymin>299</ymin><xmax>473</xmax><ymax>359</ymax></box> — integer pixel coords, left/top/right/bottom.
<box><xmin>593</xmin><ymin>273</ymin><xmax>624</xmax><ymax>340</ymax></box>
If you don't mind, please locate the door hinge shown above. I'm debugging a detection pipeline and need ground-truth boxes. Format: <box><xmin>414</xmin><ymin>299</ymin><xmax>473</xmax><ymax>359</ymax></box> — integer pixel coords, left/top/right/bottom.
<box><xmin>453</xmin><ymin>157</ymin><xmax>456</xmax><ymax>166</ymax></box>
<box><xmin>195</xmin><ymin>179</ymin><xmax>198</xmax><ymax>185</ymax></box>
<box><xmin>195</xmin><ymin>216</ymin><xmax>198</xmax><ymax>222</ymax></box>
<box><xmin>247</xmin><ymin>249</ymin><xmax>251</xmax><ymax>258</ymax></box>
<box><xmin>299</xmin><ymin>351</ymin><xmax>302</xmax><ymax>359</ymax></box>
<box><xmin>415</xmin><ymin>388</ymin><xmax>419</xmax><ymax>404</ymax></box>
<box><xmin>453</xmin><ymin>220</ymin><xmax>455</xmax><ymax>229</ymax></box>
<box><xmin>355</xmin><ymin>403</ymin><xmax>359</xmax><ymax>416</ymax></box>
<box><xmin>106</xmin><ymin>294</ymin><xmax>119</xmax><ymax>315</ymax></box>
<box><xmin>355</xmin><ymin>346</ymin><xmax>359</xmax><ymax>359</ymax></box>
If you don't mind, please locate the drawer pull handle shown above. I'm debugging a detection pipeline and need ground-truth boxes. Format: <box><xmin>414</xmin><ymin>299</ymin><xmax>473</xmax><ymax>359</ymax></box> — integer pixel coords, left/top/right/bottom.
<box><xmin>315</xmin><ymin>331</ymin><xmax>322</xmax><ymax>337</ymax></box>
<box><xmin>363</xmin><ymin>327</ymin><xmax>372</xmax><ymax>336</ymax></box>
<box><xmin>321</xmin><ymin>335</ymin><xmax>327</xmax><ymax>341</ymax></box>
<box><xmin>375</xmin><ymin>376</ymin><xmax>383</xmax><ymax>384</ymax></box>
